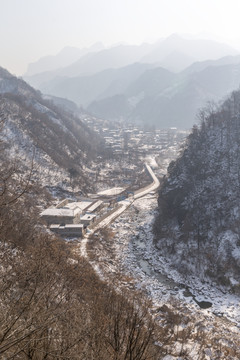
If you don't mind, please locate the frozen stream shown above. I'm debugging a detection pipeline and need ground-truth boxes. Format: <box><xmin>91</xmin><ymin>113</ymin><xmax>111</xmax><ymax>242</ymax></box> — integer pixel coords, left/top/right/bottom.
<box><xmin>109</xmin><ymin>193</ymin><xmax>240</xmax><ymax>327</ymax></box>
<box><xmin>136</xmin><ymin>240</ymin><xmax>212</xmax><ymax>309</ymax></box>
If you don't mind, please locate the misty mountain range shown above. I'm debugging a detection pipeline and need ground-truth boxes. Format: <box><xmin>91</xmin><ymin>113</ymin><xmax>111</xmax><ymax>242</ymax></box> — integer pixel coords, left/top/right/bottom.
<box><xmin>23</xmin><ymin>34</ymin><xmax>240</xmax><ymax>129</ymax></box>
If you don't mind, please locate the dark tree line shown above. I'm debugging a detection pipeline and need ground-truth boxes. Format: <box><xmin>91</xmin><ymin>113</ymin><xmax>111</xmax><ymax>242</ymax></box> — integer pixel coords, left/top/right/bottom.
<box><xmin>154</xmin><ymin>90</ymin><xmax>240</xmax><ymax>288</ymax></box>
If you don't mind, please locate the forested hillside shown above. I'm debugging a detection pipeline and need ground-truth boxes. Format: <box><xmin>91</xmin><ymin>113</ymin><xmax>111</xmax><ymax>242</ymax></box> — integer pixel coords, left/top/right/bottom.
<box><xmin>1</xmin><ymin>113</ymin><xmax>240</xmax><ymax>359</ymax></box>
<box><xmin>0</xmin><ymin>66</ymin><xmax>105</xmax><ymax>193</ymax></box>
<box><xmin>154</xmin><ymin>90</ymin><xmax>240</xmax><ymax>290</ymax></box>
<box><xmin>0</xmin><ymin>76</ymin><xmax>160</xmax><ymax>358</ymax></box>
<box><xmin>1</xmin><ymin>65</ymin><xmax>240</xmax><ymax>358</ymax></box>
<box><xmin>0</xmin><ymin>141</ymin><xmax>160</xmax><ymax>358</ymax></box>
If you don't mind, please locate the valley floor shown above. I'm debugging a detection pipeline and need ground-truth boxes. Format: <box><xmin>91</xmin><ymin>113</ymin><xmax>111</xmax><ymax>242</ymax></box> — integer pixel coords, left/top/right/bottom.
<box><xmin>80</xmin><ymin>191</ymin><xmax>240</xmax><ymax>358</ymax></box>
<box><xmin>74</xmin><ymin>147</ymin><xmax>240</xmax><ymax>357</ymax></box>
<box><xmin>110</xmin><ymin>194</ymin><xmax>240</xmax><ymax>326</ymax></box>
<box><xmin>69</xmin><ymin>125</ymin><xmax>240</xmax><ymax>357</ymax></box>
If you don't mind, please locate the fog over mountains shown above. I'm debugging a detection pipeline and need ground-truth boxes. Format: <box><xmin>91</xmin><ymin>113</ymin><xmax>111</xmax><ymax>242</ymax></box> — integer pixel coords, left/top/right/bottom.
<box><xmin>23</xmin><ymin>34</ymin><xmax>240</xmax><ymax>129</ymax></box>
<box><xmin>88</xmin><ymin>60</ymin><xmax>240</xmax><ymax>128</ymax></box>
<box><xmin>25</xmin><ymin>34</ymin><xmax>237</xmax><ymax>77</ymax></box>
<box><xmin>26</xmin><ymin>42</ymin><xmax>105</xmax><ymax>76</ymax></box>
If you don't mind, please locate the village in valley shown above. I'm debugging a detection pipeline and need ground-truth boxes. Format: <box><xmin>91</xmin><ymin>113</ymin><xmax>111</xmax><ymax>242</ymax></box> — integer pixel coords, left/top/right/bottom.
<box><xmin>40</xmin><ymin>117</ymin><xmax>187</xmax><ymax>238</ymax></box>
<box><xmin>39</xmin><ymin>117</ymin><xmax>240</xmax><ymax>335</ymax></box>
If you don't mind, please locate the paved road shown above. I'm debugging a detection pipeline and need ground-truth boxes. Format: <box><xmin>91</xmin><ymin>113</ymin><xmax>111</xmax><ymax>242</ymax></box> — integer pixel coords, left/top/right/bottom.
<box><xmin>134</xmin><ymin>164</ymin><xmax>160</xmax><ymax>199</ymax></box>
<box><xmin>79</xmin><ymin>164</ymin><xmax>160</xmax><ymax>257</ymax></box>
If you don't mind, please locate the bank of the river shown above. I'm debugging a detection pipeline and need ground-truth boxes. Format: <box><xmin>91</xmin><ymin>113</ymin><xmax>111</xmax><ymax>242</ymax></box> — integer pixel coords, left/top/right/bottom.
<box><xmin>108</xmin><ymin>193</ymin><xmax>240</xmax><ymax>326</ymax></box>
<box><xmin>82</xmin><ymin>191</ymin><xmax>240</xmax><ymax>357</ymax></box>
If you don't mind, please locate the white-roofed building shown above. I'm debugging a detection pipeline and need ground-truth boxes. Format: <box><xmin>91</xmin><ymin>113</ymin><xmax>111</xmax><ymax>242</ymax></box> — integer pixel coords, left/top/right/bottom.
<box><xmin>40</xmin><ymin>207</ymin><xmax>81</xmax><ymax>225</ymax></box>
<box><xmin>85</xmin><ymin>200</ymin><xmax>103</xmax><ymax>214</ymax></box>
<box><xmin>50</xmin><ymin>224</ymin><xmax>85</xmax><ymax>237</ymax></box>
<box><xmin>80</xmin><ymin>214</ymin><xmax>97</xmax><ymax>227</ymax></box>
<box><xmin>40</xmin><ymin>200</ymin><xmax>94</xmax><ymax>226</ymax></box>
<box><xmin>65</xmin><ymin>200</ymin><xmax>92</xmax><ymax>213</ymax></box>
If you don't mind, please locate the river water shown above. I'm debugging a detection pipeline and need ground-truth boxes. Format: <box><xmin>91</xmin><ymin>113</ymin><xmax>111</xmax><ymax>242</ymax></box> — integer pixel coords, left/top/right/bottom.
<box><xmin>135</xmin><ymin>239</ymin><xmax>212</xmax><ymax>309</ymax></box>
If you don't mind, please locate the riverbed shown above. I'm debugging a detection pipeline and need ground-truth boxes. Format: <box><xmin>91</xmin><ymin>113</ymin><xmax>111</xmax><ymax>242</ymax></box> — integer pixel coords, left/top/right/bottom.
<box><xmin>107</xmin><ymin>193</ymin><xmax>240</xmax><ymax>327</ymax></box>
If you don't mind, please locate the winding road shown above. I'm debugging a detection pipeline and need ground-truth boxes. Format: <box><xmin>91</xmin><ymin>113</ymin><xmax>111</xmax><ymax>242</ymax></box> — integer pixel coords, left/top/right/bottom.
<box><xmin>80</xmin><ymin>163</ymin><xmax>160</xmax><ymax>257</ymax></box>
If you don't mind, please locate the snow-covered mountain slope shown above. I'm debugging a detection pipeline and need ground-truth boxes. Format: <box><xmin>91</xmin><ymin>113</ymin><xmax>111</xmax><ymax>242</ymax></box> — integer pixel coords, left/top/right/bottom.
<box><xmin>154</xmin><ymin>90</ymin><xmax>240</xmax><ymax>291</ymax></box>
<box><xmin>0</xmin><ymin>66</ymin><xmax>104</xmax><ymax>193</ymax></box>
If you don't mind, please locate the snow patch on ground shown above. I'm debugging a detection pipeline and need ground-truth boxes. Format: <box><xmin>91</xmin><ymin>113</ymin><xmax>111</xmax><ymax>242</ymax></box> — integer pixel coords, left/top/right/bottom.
<box><xmin>97</xmin><ymin>187</ymin><xmax>125</xmax><ymax>196</ymax></box>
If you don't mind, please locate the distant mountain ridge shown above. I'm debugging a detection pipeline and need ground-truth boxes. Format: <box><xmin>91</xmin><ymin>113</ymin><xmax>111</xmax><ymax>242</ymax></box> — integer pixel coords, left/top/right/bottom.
<box><xmin>88</xmin><ymin>61</ymin><xmax>240</xmax><ymax>128</ymax></box>
<box><xmin>25</xmin><ymin>42</ymin><xmax>105</xmax><ymax>76</ymax></box>
<box><xmin>182</xmin><ymin>54</ymin><xmax>240</xmax><ymax>75</ymax></box>
<box><xmin>23</xmin><ymin>43</ymin><xmax>152</xmax><ymax>89</ymax></box>
<box><xmin>38</xmin><ymin>63</ymin><xmax>155</xmax><ymax>107</ymax></box>
<box><xmin>23</xmin><ymin>34</ymin><xmax>240</xmax><ymax>129</ymax></box>
<box><xmin>141</xmin><ymin>34</ymin><xmax>237</xmax><ymax>65</ymax></box>
<box><xmin>25</xmin><ymin>34</ymin><xmax>238</xmax><ymax>78</ymax></box>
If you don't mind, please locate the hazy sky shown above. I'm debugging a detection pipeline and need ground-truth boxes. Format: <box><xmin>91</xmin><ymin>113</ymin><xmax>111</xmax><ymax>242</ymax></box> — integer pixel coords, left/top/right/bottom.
<box><xmin>1</xmin><ymin>0</ymin><xmax>240</xmax><ymax>75</ymax></box>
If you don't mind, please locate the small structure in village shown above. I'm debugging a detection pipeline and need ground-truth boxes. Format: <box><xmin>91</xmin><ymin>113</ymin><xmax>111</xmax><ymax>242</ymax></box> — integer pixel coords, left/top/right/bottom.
<box><xmin>80</xmin><ymin>213</ymin><xmax>97</xmax><ymax>227</ymax></box>
<box><xmin>49</xmin><ymin>224</ymin><xmax>86</xmax><ymax>237</ymax></box>
<box><xmin>85</xmin><ymin>200</ymin><xmax>103</xmax><ymax>214</ymax></box>
<box><xmin>65</xmin><ymin>200</ymin><xmax>93</xmax><ymax>213</ymax></box>
<box><xmin>40</xmin><ymin>198</ymin><xmax>101</xmax><ymax>237</ymax></box>
<box><xmin>40</xmin><ymin>199</ymin><xmax>93</xmax><ymax>226</ymax></box>
<box><xmin>40</xmin><ymin>207</ymin><xmax>81</xmax><ymax>226</ymax></box>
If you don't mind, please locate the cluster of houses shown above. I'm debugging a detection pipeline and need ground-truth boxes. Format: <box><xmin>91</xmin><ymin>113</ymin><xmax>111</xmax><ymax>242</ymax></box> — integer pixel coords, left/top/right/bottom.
<box><xmin>40</xmin><ymin>198</ymin><xmax>104</xmax><ymax>238</ymax></box>
<box><xmin>83</xmin><ymin>117</ymin><xmax>186</xmax><ymax>156</ymax></box>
